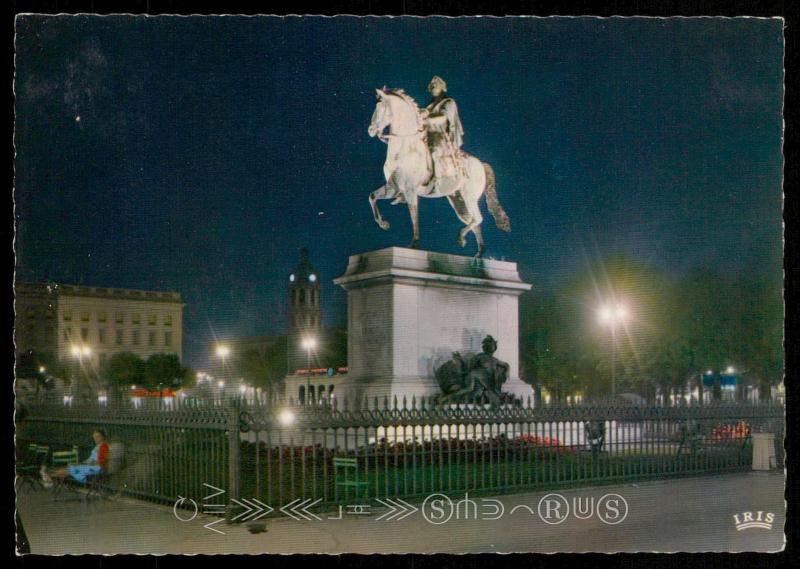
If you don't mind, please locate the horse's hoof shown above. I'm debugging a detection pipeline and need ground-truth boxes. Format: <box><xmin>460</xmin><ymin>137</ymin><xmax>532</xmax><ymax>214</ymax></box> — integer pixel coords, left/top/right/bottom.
<box><xmin>378</xmin><ymin>220</ymin><xmax>390</xmax><ymax>231</ymax></box>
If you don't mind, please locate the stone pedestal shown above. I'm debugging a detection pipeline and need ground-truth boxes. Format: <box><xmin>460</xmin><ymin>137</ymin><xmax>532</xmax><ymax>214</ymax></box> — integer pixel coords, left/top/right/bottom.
<box><xmin>333</xmin><ymin>247</ymin><xmax>533</xmax><ymax>403</ymax></box>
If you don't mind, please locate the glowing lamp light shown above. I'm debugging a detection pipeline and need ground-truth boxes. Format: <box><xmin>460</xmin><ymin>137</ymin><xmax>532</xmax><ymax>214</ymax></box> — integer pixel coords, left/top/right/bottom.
<box><xmin>598</xmin><ymin>303</ymin><xmax>628</xmax><ymax>325</ymax></box>
<box><xmin>278</xmin><ymin>409</ymin><xmax>295</xmax><ymax>426</ymax></box>
<box><xmin>289</xmin><ymin>274</ymin><xmax>296</xmax><ymax>283</ymax></box>
<box><xmin>239</xmin><ymin>385</ymin><xmax>247</xmax><ymax>394</ymax></box>
<box><xmin>216</xmin><ymin>345</ymin><xmax>230</xmax><ymax>358</ymax></box>
<box><xmin>38</xmin><ymin>366</ymin><xmax>46</xmax><ymax>374</ymax></box>
<box><xmin>301</xmin><ymin>337</ymin><xmax>317</xmax><ymax>350</ymax></box>
<box><xmin>726</xmin><ymin>366</ymin><xmax>736</xmax><ymax>374</ymax></box>
<box><xmin>217</xmin><ymin>380</ymin><xmax>225</xmax><ymax>388</ymax></box>
<box><xmin>71</xmin><ymin>345</ymin><xmax>81</xmax><ymax>357</ymax></box>
<box><xmin>309</xmin><ymin>274</ymin><xmax>317</xmax><ymax>282</ymax></box>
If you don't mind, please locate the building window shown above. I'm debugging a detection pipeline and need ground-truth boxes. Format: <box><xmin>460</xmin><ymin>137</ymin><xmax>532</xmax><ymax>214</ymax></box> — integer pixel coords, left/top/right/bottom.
<box><xmin>80</xmin><ymin>311</ymin><xmax>90</xmax><ymax>322</ymax></box>
<box><xmin>98</xmin><ymin>329</ymin><xmax>106</xmax><ymax>344</ymax></box>
<box><xmin>132</xmin><ymin>330</ymin><xmax>140</xmax><ymax>345</ymax></box>
<box><xmin>148</xmin><ymin>314</ymin><xmax>157</xmax><ymax>326</ymax></box>
<box><xmin>164</xmin><ymin>314</ymin><xmax>172</xmax><ymax>326</ymax></box>
<box><xmin>81</xmin><ymin>328</ymin><xmax>89</xmax><ymax>341</ymax></box>
<box><xmin>116</xmin><ymin>329</ymin><xmax>123</xmax><ymax>345</ymax></box>
<box><xmin>299</xmin><ymin>385</ymin><xmax>306</xmax><ymax>404</ymax></box>
<box><xmin>98</xmin><ymin>311</ymin><xmax>107</xmax><ymax>323</ymax></box>
<box><xmin>133</xmin><ymin>313</ymin><xmax>141</xmax><ymax>324</ymax></box>
<box><xmin>63</xmin><ymin>311</ymin><xmax>72</xmax><ymax>321</ymax></box>
<box><xmin>299</xmin><ymin>289</ymin><xmax>305</xmax><ymax>303</ymax></box>
<box><xmin>311</xmin><ymin>289</ymin><xmax>315</xmax><ymax>304</ymax></box>
<box><xmin>148</xmin><ymin>331</ymin><xmax>156</xmax><ymax>346</ymax></box>
<box><xmin>115</xmin><ymin>312</ymin><xmax>124</xmax><ymax>324</ymax></box>
<box><xmin>164</xmin><ymin>331</ymin><xmax>172</xmax><ymax>347</ymax></box>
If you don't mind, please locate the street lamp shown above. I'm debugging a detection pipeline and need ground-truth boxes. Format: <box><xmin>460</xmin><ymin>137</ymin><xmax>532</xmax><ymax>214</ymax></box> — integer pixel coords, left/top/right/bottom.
<box><xmin>215</xmin><ymin>345</ymin><xmax>230</xmax><ymax>397</ymax></box>
<box><xmin>301</xmin><ymin>336</ymin><xmax>317</xmax><ymax>404</ymax></box>
<box><xmin>70</xmin><ymin>344</ymin><xmax>91</xmax><ymax>400</ymax></box>
<box><xmin>598</xmin><ymin>303</ymin><xmax>628</xmax><ymax>399</ymax></box>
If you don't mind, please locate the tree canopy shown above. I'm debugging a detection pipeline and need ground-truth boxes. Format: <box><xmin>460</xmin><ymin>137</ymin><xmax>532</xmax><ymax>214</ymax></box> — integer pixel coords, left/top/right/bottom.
<box><xmin>520</xmin><ymin>255</ymin><xmax>783</xmax><ymax>402</ymax></box>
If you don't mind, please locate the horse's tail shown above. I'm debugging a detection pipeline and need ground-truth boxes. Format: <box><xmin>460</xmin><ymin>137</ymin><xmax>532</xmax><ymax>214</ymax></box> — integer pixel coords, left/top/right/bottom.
<box><xmin>482</xmin><ymin>162</ymin><xmax>511</xmax><ymax>232</ymax></box>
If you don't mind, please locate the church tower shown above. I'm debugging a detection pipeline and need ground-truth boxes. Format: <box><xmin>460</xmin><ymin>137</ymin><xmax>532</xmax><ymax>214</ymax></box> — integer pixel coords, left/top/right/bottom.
<box><xmin>287</xmin><ymin>247</ymin><xmax>322</xmax><ymax>374</ymax></box>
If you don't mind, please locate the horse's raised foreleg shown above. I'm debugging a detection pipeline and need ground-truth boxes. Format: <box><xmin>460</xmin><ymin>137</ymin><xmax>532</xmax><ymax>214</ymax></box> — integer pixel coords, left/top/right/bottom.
<box><xmin>369</xmin><ymin>184</ymin><xmax>397</xmax><ymax>231</ymax></box>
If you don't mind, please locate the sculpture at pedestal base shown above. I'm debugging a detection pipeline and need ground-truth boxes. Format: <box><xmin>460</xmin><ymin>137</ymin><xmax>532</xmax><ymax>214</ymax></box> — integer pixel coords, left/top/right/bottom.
<box><xmin>434</xmin><ymin>335</ymin><xmax>518</xmax><ymax>406</ymax></box>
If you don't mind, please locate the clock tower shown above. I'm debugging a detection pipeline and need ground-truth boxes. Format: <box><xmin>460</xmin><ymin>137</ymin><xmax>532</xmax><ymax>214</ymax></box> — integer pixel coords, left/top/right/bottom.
<box><xmin>287</xmin><ymin>247</ymin><xmax>322</xmax><ymax>374</ymax></box>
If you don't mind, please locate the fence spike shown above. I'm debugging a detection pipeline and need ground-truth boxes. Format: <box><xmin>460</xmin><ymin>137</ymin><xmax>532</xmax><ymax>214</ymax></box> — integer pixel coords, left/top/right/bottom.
<box><xmin>383</xmin><ymin>395</ymin><xmax>389</xmax><ymax>410</ymax></box>
<box><xmin>411</xmin><ymin>395</ymin><xmax>417</xmax><ymax>410</ymax></box>
<box><xmin>402</xmin><ymin>395</ymin><xmax>408</xmax><ymax>410</ymax></box>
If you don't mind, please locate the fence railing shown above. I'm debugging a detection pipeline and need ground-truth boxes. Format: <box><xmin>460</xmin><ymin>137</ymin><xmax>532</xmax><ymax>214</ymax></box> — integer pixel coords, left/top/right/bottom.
<box><xmin>17</xmin><ymin>398</ymin><xmax>784</xmax><ymax>517</ymax></box>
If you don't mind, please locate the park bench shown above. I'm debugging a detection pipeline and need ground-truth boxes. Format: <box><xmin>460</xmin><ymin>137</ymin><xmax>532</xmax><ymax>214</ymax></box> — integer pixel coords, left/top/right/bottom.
<box><xmin>675</xmin><ymin>421</ymin><xmax>752</xmax><ymax>460</ymax></box>
<box><xmin>333</xmin><ymin>457</ymin><xmax>369</xmax><ymax>501</ymax></box>
<box><xmin>16</xmin><ymin>444</ymin><xmax>49</xmax><ymax>491</ymax></box>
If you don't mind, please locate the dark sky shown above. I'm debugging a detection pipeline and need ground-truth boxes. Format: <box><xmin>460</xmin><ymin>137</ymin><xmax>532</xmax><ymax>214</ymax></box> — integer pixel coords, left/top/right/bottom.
<box><xmin>14</xmin><ymin>16</ymin><xmax>784</xmax><ymax>369</ymax></box>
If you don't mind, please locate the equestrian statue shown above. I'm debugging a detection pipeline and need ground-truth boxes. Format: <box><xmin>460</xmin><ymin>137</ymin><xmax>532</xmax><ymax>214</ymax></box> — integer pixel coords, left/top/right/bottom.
<box><xmin>367</xmin><ymin>76</ymin><xmax>511</xmax><ymax>258</ymax></box>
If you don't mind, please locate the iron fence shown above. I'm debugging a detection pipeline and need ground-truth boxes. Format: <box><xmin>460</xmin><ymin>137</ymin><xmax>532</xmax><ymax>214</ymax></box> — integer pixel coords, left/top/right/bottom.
<box><xmin>17</xmin><ymin>401</ymin><xmax>231</xmax><ymax>504</ymax></box>
<box><xmin>17</xmin><ymin>396</ymin><xmax>784</xmax><ymax>517</ymax></box>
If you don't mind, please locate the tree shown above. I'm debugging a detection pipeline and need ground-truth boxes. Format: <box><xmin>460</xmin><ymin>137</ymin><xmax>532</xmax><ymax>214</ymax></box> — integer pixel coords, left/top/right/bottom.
<box><xmin>238</xmin><ymin>338</ymin><xmax>288</xmax><ymax>396</ymax></box>
<box><xmin>144</xmin><ymin>353</ymin><xmax>185</xmax><ymax>389</ymax></box>
<box><xmin>15</xmin><ymin>349</ymin><xmax>59</xmax><ymax>380</ymax></box>
<box><xmin>321</xmin><ymin>327</ymin><xmax>348</xmax><ymax>369</ymax></box>
<box><xmin>520</xmin><ymin>291</ymin><xmax>588</xmax><ymax>403</ymax></box>
<box><xmin>104</xmin><ymin>352</ymin><xmax>145</xmax><ymax>390</ymax></box>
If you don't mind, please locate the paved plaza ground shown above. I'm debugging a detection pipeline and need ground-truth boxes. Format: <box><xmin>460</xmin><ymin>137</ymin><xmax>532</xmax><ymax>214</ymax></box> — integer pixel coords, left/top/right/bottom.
<box><xmin>16</xmin><ymin>471</ymin><xmax>785</xmax><ymax>554</ymax></box>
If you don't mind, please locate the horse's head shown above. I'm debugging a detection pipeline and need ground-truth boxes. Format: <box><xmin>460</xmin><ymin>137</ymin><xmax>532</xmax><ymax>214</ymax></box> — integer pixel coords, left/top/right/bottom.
<box><xmin>369</xmin><ymin>88</ymin><xmax>421</xmax><ymax>139</ymax></box>
<box><xmin>368</xmin><ymin>88</ymin><xmax>392</xmax><ymax>139</ymax></box>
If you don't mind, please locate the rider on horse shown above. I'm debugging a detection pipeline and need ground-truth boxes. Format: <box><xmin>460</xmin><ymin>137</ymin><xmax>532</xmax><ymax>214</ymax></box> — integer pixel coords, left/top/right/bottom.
<box><xmin>392</xmin><ymin>75</ymin><xmax>465</xmax><ymax>204</ymax></box>
<box><xmin>422</xmin><ymin>76</ymin><xmax>465</xmax><ymax>181</ymax></box>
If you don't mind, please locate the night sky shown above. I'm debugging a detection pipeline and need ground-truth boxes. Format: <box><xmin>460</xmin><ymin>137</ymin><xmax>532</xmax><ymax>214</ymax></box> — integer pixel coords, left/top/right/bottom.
<box><xmin>14</xmin><ymin>16</ymin><xmax>784</xmax><ymax>369</ymax></box>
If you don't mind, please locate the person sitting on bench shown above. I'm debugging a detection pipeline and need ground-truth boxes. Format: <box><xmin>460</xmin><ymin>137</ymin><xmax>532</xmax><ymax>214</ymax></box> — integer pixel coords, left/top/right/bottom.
<box><xmin>40</xmin><ymin>429</ymin><xmax>109</xmax><ymax>488</ymax></box>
